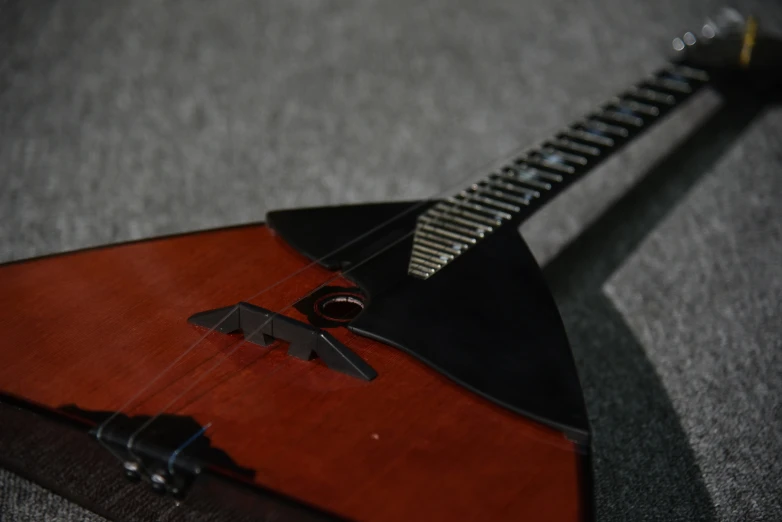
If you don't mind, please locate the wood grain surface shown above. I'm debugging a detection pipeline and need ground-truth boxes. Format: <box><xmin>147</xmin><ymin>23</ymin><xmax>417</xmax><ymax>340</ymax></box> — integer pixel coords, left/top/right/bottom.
<box><xmin>0</xmin><ymin>225</ymin><xmax>585</xmax><ymax>521</ymax></box>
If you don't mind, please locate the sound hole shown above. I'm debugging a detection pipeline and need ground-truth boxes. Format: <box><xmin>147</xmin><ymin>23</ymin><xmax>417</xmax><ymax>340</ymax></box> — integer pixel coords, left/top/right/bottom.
<box><xmin>317</xmin><ymin>294</ymin><xmax>364</xmax><ymax>323</ymax></box>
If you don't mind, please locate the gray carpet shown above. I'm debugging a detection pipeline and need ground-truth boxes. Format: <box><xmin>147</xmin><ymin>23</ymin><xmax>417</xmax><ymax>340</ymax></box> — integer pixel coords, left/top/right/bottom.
<box><xmin>1</xmin><ymin>0</ymin><xmax>781</xmax><ymax>520</ymax></box>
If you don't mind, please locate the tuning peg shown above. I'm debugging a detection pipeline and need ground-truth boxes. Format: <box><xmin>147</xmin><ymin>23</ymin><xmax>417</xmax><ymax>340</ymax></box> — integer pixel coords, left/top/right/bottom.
<box><xmin>672</xmin><ymin>31</ymin><xmax>698</xmax><ymax>52</ymax></box>
<box><xmin>702</xmin><ymin>7</ymin><xmax>746</xmax><ymax>39</ymax></box>
<box><xmin>672</xmin><ymin>8</ymin><xmax>749</xmax><ymax>53</ymax></box>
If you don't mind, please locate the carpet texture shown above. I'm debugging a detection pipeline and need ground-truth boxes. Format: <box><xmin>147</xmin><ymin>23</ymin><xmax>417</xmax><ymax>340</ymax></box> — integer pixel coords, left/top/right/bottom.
<box><xmin>1</xmin><ymin>0</ymin><xmax>780</xmax><ymax>520</ymax></box>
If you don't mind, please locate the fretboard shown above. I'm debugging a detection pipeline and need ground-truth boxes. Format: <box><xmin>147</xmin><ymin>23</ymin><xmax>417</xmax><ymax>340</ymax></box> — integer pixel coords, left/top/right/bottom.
<box><xmin>407</xmin><ymin>62</ymin><xmax>711</xmax><ymax>279</ymax></box>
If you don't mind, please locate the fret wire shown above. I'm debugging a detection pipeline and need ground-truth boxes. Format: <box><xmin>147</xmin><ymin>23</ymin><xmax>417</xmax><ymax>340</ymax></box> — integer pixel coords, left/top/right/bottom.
<box><xmin>486</xmin><ymin>176</ymin><xmax>543</xmax><ymax>197</ymax></box>
<box><xmin>514</xmin><ymin>165</ymin><xmax>562</xmax><ymax>184</ymax></box>
<box><xmin>435</xmin><ymin>202</ymin><xmax>502</xmax><ymax>227</ymax></box>
<box><xmin>539</xmin><ymin>147</ymin><xmax>589</xmax><ymax>165</ymax></box>
<box><xmin>450</xmin><ymin>196</ymin><xmax>512</xmax><ymax>220</ymax></box>
<box><xmin>598</xmin><ymin>110</ymin><xmax>644</xmax><ymax>127</ymax></box>
<box><xmin>419</xmin><ymin>215</ymin><xmax>485</xmax><ymax>238</ymax></box>
<box><xmin>410</xmin><ymin>255</ymin><xmax>444</xmax><ymax>270</ymax></box>
<box><xmin>462</xmin><ymin>192</ymin><xmax>521</xmax><ymax>213</ymax></box>
<box><xmin>415</xmin><ymin>229</ymin><xmax>468</xmax><ymax>252</ymax></box>
<box><xmin>582</xmin><ymin>119</ymin><xmax>629</xmax><ymax>138</ymax></box>
<box><xmin>415</xmin><ymin>236</ymin><xmax>462</xmax><ymax>255</ymax></box>
<box><xmin>668</xmin><ymin>64</ymin><xmax>709</xmax><ymax>82</ymax></box>
<box><xmin>428</xmin><ymin>209</ymin><xmax>493</xmax><ymax>232</ymax></box>
<box><xmin>497</xmin><ymin>168</ymin><xmax>549</xmax><ymax>191</ymax></box>
<box><xmin>626</xmin><ymin>86</ymin><xmax>676</xmax><ymax>105</ymax></box>
<box><xmin>409</xmin><ymin>268</ymin><xmax>434</xmax><ymax>278</ymax></box>
<box><xmin>473</xmin><ymin>185</ymin><xmax>532</xmax><ymax>206</ymax></box>
<box><xmin>520</xmin><ymin>156</ymin><xmax>576</xmax><ymax>174</ymax></box>
<box><xmin>424</xmin><ymin>210</ymin><xmax>491</xmax><ymax>234</ymax></box>
<box><xmin>608</xmin><ymin>97</ymin><xmax>660</xmax><ymax>116</ymax></box>
<box><xmin>645</xmin><ymin>76</ymin><xmax>692</xmax><ymax>94</ymax></box>
<box><xmin>413</xmin><ymin>243</ymin><xmax>455</xmax><ymax>261</ymax></box>
<box><xmin>419</xmin><ymin>223</ymin><xmax>478</xmax><ymax>244</ymax></box>
<box><xmin>547</xmin><ymin>139</ymin><xmax>601</xmax><ymax>157</ymax></box>
<box><xmin>562</xmin><ymin>128</ymin><xmax>615</xmax><ymax>147</ymax></box>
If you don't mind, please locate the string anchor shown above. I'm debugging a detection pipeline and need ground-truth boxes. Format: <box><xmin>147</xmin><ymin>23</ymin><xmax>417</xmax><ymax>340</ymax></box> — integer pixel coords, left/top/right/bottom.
<box><xmin>187</xmin><ymin>302</ymin><xmax>377</xmax><ymax>381</ymax></box>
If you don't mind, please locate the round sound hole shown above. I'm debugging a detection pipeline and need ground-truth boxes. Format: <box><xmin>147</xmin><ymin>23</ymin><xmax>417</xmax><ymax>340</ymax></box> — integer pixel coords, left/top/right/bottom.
<box><xmin>316</xmin><ymin>294</ymin><xmax>365</xmax><ymax>323</ymax></box>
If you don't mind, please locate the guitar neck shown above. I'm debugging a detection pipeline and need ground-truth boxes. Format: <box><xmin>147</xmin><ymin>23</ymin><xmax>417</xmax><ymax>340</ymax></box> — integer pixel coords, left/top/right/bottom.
<box><xmin>408</xmin><ymin>61</ymin><xmax>712</xmax><ymax>280</ymax></box>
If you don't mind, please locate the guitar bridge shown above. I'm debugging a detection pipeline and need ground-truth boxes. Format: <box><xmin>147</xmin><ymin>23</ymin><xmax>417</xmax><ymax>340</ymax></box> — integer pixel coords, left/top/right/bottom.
<box><xmin>188</xmin><ymin>302</ymin><xmax>377</xmax><ymax>381</ymax></box>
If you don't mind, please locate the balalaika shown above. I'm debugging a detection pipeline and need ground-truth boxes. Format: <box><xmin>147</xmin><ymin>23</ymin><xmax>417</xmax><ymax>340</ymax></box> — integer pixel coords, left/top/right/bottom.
<box><xmin>0</xmin><ymin>10</ymin><xmax>779</xmax><ymax>522</ymax></box>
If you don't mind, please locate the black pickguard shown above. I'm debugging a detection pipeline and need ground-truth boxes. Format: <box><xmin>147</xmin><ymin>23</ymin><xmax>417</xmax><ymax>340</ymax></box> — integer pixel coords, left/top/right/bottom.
<box><xmin>268</xmin><ymin>202</ymin><xmax>589</xmax><ymax>444</ymax></box>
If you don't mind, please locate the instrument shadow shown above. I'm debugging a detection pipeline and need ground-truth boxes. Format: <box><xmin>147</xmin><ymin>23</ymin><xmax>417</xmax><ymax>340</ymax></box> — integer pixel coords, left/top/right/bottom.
<box><xmin>541</xmin><ymin>93</ymin><xmax>767</xmax><ymax>521</ymax></box>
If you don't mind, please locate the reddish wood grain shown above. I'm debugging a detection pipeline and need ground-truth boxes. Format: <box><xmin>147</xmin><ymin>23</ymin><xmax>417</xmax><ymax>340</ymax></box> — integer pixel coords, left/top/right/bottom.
<box><xmin>0</xmin><ymin>225</ymin><xmax>586</xmax><ymax>521</ymax></box>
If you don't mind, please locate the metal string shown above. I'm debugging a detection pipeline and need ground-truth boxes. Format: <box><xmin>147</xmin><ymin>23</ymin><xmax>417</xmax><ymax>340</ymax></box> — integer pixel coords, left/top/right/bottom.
<box><xmin>163</xmin><ymin>293</ymin><xmax>368</xmax><ymax>475</ymax></box>
<box><xmin>94</xmin><ymin>54</ymin><xmax>702</xmax><ymax>459</ymax></box>
<box><xmin>94</xmin><ymin>131</ymin><xmax>534</xmax><ymax>447</ymax></box>
<box><xmin>150</xmin><ymin>64</ymin><xmax>715</xmax><ymax>469</ymax></box>
<box><xmin>95</xmin><ymin>197</ymin><xmax>423</xmax><ymax>442</ymax></box>
<box><xmin>122</xmin><ymin>225</ymin><xmax>418</xmax><ymax>458</ymax></box>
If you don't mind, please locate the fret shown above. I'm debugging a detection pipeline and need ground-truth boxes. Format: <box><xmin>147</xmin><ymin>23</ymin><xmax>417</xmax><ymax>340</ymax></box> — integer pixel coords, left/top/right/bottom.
<box><xmin>426</xmin><ymin>209</ymin><xmax>493</xmax><ymax>234</ymax></box>
<box><xmin>415</xmin><ymin>229</ymin><xmax>468</xmax><ymax>252</ymax></box>
<box><xmin>474</xmin><ymin>184</ymin><xmax>534</xmax><ymax>206</ymax></box>
<box><xmin>499</xmin><ymin>167</ymin><xmax>552</xmax><ymax>190</ymax></box>
<box><xmin>415</xmin><ymin>235</ymin><xmax>462</xmax><ymax>256</ymax></box>
<box><xmin>434</xmin><ymin>202</ymin><xmax>502</xmax><ymax>227</ymax></box>
<box><xmin>462</xmin><ymin>192</ymin><xmax>521</xmax><ymax>213</ymax></box>
<box><xmin>668</xmin><ymin>64</ymin><xmax>709</xmax><ymax>82</ymax></box>
<box><xmin>418</xmin><ymin>223</ymin><xmax>477</xmax><ymax>245</ymax></box>
<box><xmin>514</xmin><ymin>165</ymin><xmax>561</xmax><ymax>184</ymax></box>
<box><xmin>419</xmin><ymin>215</ymin><xmax>485</xmax><ymax>238</ymax></box>
<box><xmin>626</xmin><ymin>86</ymin><xmax>676</xmax><ymax>105</ymax></box>
<box><xmin>644</xmin><ymin>76</ymin><xmax>692</xmax><ymax>94</ymax></box>
<box><xmin>582</xmin><ymin>119</ymin><xmax>629</xmax><ymax>138</ymax></box>
<box><xmin>539</xmin><ymin>147</ymin><xmax>589</xmax><ymax>166</ymax></box>
<box><xmin>561</xmin><ymin>128</ymin><xmax>615</xmax><ymax>147</ymax></box>
<box><xmin>408</xmin><ymin>267</ymin><xmax>434</xmax><ymax>279</ymax></box>
<box><xmin>608</xmin><ymin>98</ymin><xmax>660</xmax><ymax>117</ymax></box>
<box><xmin>597</xmin><ymin>110</ymin><xmax>644</xmax><ymax>127</ymax></box>
<box><xmin>547</xmin><ymin>138</ymin><xmax>601</xmax><ymax>157</ymax></box>
<box><xmin>412</xmin><ymin>243</ymin><xmax>455</xmax><ymax>262</ymax></box>
<box><xmin>521</xmin><ymin>155</ymin><xmax>576</xmax><ymax>174</ymax></box>
<box><xmin>408</xmin><ymin>58</ymin><xmax>711</xmax><ymax>279</ymax></box>
<box><xmin>447</xmin><ymin>197</ymin><xmax>512</xmax><ymax>220</ymax></box>
<box><xmin>486</xmin><ymin>176</ymin><xmax>543</xmax><ymax>197</ymax></box>
<box><xmin>410</xmin><ymin>254</ymin><xmax>445</xmax><ymax>270</ymax></box>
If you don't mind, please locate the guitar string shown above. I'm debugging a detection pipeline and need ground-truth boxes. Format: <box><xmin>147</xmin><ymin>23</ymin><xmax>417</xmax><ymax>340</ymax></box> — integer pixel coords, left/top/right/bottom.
<box><xmin>107</xmin><ymin>271</ymin><xmax>331</xmax><ymax>473</ymax></box>
<box><xmin>92</xmin><ymin>205</ymin><xmax>429</xmax><ymax>471</ymax></box>
<box><xmin>96</xmin><ymin>60</ymin><xmax>701</xmax><ymax>466</ymax></box>
<box><xmin>96</xmin><ymin>115</ymin><xmax>511</xmax><ymax>481</ymax></box>
<box><xmin>164</xmin><ymin>306</ymin><xmax>365</xmax><ymax>475</ymax></box>
<box><xmin>115</xmin><ymin>158</ymin><xmax>538</xmax><ymax>455</ymax></box>
<box><xmin>104</xmin><ymin>85</ymin><xmax>624</xmax><ymax>460</ymax></box>
<box><xmin>25</xmin><ymin>2</ymin><xmax>708</xmax><ymax>484</ymax></box>
<box><xmin>94</xmin><ymin>51</ymin><xmax>613</xmax><ymax>441</ymax></box>
<box><xmin>150</xmin><ymin>65</ymin><xmax>713</xmax><ymax>467</ymax></box>
<box><xmin>109</xmin><ymin>275</ymin><xmax>581</xmax><ymax>481</ymax></box>
<box><xmin>119</xmin><ymin>117</ymin><xmax>580</xmax><ymax>466</ymax></box>
<box><xmin>122</xmin><ymin>226</ymin><xmax>419</xmax><ymax>461</ymax></box>
<box><xmin>175</xmin><ymin>285</ymin><xmax>370</xmax><ymax>416</ymax></box>
<box><xmin>94</xmin><ymin>191</ymin><xmax>437</xmax><ymax>440</ymax></box>
<box><xmin>94</xmin><ymin>130</ymin><xmax>535</xmax><ymax>445</ymax></box>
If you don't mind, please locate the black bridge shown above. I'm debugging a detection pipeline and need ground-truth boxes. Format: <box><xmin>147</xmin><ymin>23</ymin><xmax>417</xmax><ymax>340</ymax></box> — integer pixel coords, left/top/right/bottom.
<box><xmin>188</xmin><ymin>302</ymin><xmax>377</xmax><ymax>381</ymax></box>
